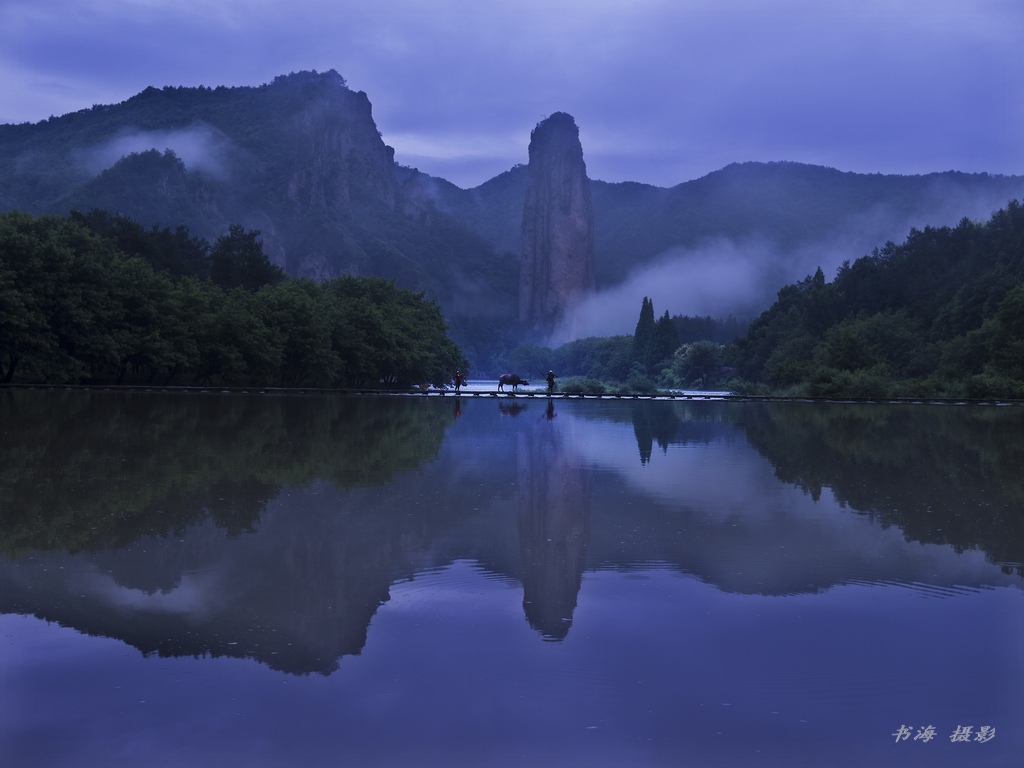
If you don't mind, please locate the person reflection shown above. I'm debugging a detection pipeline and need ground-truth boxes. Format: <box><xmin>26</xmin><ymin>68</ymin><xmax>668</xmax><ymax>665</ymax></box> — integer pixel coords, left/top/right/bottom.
<box><xmin>516</xmin><ymin>418</ymin><xmax>590</xmax><ymax>640</ymax></box>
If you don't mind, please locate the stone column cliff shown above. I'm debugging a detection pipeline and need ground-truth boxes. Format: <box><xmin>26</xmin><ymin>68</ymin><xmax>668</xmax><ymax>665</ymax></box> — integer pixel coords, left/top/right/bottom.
<box><xmin>519</xmin><ymin>113</ymin><xmax>595</xmax><ymax>338</ymax></box>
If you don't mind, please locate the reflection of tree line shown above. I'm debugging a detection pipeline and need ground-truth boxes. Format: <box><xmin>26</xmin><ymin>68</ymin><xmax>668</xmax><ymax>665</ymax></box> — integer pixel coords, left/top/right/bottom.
<box><xmin>10</xmin><ymin>393</ymin><xmax>1018</xmax><ymax>677</ymax></box>
<box><xmin>628</xmin><ymin>401</ymin><xmax>739</xmax><ymax>463</ymax></box>
<box><xmin>0</xmin><ymin>390</ymin><xmax>453</xmax><ymax>554</ymax></box>
<box><xmin>0</xmin><ymin>390</ymin><xmax>590</xmax><ymax>673</ymax></box>
<box><xmin>607</xmin><ymin>399</ymin><xmax>1023</xmax><ymax>571</ymax></box>
<box><xmin>728</xmin><ymin>403</ymin><xmax>1024</xmax><ymax>573</ymax></box>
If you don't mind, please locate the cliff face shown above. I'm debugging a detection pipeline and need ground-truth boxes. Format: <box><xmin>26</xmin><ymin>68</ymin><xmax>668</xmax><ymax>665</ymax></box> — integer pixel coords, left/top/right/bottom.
<box><xmin>284</xmin><ymin>84</ymin><xmax>397</xmax><ymax>213</ymax></box>
<box><xmin>519</xmin><ymin>113</ymin><xmax>596</xmax><ymax>338</ymax></box>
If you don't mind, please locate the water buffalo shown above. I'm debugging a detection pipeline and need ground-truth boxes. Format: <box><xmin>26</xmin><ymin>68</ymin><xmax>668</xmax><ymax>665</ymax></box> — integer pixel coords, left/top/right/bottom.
<box><xmin>498</xmin><ymin>373</ymin><xmax>529</xmax><ymax>392</ymax></box>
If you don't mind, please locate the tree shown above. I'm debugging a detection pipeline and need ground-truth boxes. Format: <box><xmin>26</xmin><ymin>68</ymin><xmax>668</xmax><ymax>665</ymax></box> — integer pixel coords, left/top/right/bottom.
<box><xmin>672</xmin><ymin>341</ymin><xmax>723</xmax><ymax>389</ymax></box>
<box><xmin>991</xmin><ymin>285</ymin><xmax>1024</xmax><ymax>379</ymax></box>
<box><xmin>0</xmin><ymin>211</ymin><xmax>124</xmax><ymax>383</ymax></box>
<box><xmin>70</xmin><ymin>209</ymin><xmax>211</xmax><ymax>279</ymax></box>
<box><xmin>209</xmin><ymin>225</ymin><xmax>285</xmax><ymax>292</ymax></box>
<box><xmin>652</xmin><ymin>310</ymin><xmax>680</xmax><ymax>369</ymax></box>
<box><xmin>632</xmin><ymin>296</ymin><xmax>656</xmax><ymax>374</ymax></box>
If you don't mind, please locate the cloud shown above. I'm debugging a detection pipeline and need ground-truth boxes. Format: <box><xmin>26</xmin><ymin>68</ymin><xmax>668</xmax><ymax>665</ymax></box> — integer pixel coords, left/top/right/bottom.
<box><xmin>554</xmin><ymin>238</ymin><xmax>781</xmax><ymax>343</ymax></box>
<box><xmin>554</xmin><ymin>182</ymin><xmax>1023</xmax><ymax>343</ymax></box>
<box><xmin>2</xmin><ymin>1</ymin><xmax>1022</xmax><ymax>189</ymax></box>
<box><xmin>80</xmin><ymin>124</ymin><xmax>233</xmax><ymax>177</ymax></box>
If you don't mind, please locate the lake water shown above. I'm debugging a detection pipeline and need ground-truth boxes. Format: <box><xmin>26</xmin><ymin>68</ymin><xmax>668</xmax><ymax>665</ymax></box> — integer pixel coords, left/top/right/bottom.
<box><xmin>1</xmin><ymin>389</ymin><xmax>1022</xmax><ymax>767</ymax></box>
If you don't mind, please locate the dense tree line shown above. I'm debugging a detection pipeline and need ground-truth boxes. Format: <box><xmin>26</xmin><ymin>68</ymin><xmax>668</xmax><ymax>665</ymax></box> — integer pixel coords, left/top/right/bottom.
<box><xmin>0</xmin><ymin>211</ymin><xmax>466</xmax><ymax>387</ymax></box>
<box><xmin>497</xmin><ymin>298</ymin><xmax>748</xmax><ymax>393</ymax></box>
<box><xmin>500</xmin><ymin>201</ymin><xmax>1024</xmax><ymax>398</ymax></box>
<box><xmin>729</xmin><ymin>201</ymin><xmax>1024</xmax><ymax>397</ymax></box>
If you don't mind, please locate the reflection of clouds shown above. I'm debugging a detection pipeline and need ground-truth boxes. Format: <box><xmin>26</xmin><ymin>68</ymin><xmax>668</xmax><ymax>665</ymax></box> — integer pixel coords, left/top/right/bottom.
<box><xmin>565</xmin><ymin>411</ymin><xmax>1021</xmax><ymax>595</ymax></box>
<box><xmin>572</xmin><ymin>417</ymin><xmax>789</xmax><ymax>521</ymax></box>
<box><xmin>78</xmin><ymin>569</ymin><xmax>224</xmax><ymax>617</ymax></box>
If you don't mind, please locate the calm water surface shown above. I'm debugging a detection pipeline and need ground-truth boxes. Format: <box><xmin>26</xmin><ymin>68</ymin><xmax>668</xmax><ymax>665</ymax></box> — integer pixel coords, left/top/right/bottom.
<box><xmin>1</xmin><ymin>390</ymin><xmax>1022</xmax><ymax>767</ymax></box>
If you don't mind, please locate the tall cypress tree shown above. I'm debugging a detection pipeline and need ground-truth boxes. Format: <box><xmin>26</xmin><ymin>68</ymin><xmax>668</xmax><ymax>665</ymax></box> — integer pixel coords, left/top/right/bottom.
<box><xmin>632</xmin><ymin>296</ymin><xmax>655</xmax><ymax>373</ymax></box>
<box><xmin>652</xmin><ymin>310</ymin><xmax>681</xmax><ymax>369</ymax></box>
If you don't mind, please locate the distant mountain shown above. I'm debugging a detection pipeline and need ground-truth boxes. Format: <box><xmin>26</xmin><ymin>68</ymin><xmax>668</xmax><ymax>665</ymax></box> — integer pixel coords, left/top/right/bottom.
<box><xmin>432</xmin><ymin>162</ymin><xmax>1024</xmax><ymax>322</ymax></box>
<box><xmin>4</xmin><ymin>70</ymin><xmax>1024</xmax><ymax>331</ymax></box>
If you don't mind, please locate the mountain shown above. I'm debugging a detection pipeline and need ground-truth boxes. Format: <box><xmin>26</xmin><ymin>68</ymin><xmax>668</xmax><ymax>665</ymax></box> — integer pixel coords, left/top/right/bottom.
<box><xmin>0</xmin><ymin>71</ymin><xmax>518</xmax><ymax>331</ymax></box>
<box><xmin>3</xmin><ymin>70</ymin><xmax>1024</xmax><ymax>337</ymax></box>
<box><xmin>519</xmin><ymin>112</ymin><xmax>595</xmax><ymax>336</ymax></box>
<box><xmin>433</xmin><ymin>162</ymin><xmax>1024</xmax><ymax>323</ymax></box>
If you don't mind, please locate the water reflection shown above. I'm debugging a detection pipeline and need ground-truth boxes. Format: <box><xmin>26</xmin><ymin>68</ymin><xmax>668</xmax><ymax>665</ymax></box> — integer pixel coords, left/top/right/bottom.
<box><xmin>516</xmin><ymin>398</ymin><xmax>590</xmax><ymax>639</ymax></box>
<box><xmin>0</xmin><ymin>390</ymin><xmax>1021</xmax><ymax>681</ymax></box>
<box><xmin>739</xmin><ymin>402</ymin><xmax>1024</xmax><ymax>572</ymax></box>
<box><xmin>621</xmin><ymin>400</ymin><xmax>1024</xmax><ymax>574</ymax></box>
<box><xmin>0</xmin><ymin>389</ymin><xmax>454</xmax><ymax>553</ymax></box>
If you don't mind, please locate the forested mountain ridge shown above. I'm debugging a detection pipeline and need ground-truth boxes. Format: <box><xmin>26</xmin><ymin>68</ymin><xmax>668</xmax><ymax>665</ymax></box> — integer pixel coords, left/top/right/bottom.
<box><xmin>728</xmin><ymin>200</ymin><xmax>1024</xmax><ymax>398</ymax></box>
<box><xmin>4</xmin><ymin>69</ymin><xmax>1024</xmax><ymax>337</ymax></box>
<box><xmin>0</xmin><ymin>71</ymin><xmax>517</xmax><ymax>331</ymax></box>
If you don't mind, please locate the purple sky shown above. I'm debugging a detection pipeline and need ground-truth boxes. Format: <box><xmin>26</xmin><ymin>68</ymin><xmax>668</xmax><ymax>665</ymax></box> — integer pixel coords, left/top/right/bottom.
<box><xmin>2</xmin><ymin>0</ymin><xmax>1022</xmax><ymax>189</ymax></box>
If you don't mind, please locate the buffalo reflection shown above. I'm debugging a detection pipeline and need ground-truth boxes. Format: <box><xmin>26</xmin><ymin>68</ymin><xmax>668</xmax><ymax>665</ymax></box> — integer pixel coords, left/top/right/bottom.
<box><xmin>498</xmin><ymin>400</ymin><xmax>529</xmax><ymax>417</ymax></box>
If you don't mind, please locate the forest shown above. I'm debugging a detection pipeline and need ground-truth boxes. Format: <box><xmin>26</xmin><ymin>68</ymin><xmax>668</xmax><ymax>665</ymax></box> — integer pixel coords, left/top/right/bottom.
<box><xmin>508</xmin><ymin>200</ymin><xmax>1024</xmax><ymax>398</ymax></box>
<box><xmin>0</xmin><ymin>210</ymin><xmax>466</xmax><ymax>388</ymax></box>
<box><xmin>4</xmin><ymin>200</ymin><xmax>1023</xmax><ymax>398</ymax></box>
<box><xmin>727</xmin><ymin>200</ymin><xmax>1024</xmax><ymax>398</ymax></box>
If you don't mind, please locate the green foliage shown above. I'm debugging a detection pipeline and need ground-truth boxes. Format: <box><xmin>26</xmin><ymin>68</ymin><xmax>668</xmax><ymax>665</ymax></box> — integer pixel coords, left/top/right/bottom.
<box><xmin>0</xmin><ymin>211</ymin><xmax>466</xmax><ymax>388</ymax></box>
<box><xmin>730</xmin><ymin>201</ymin><xmax>1024</xmax><ymax>397</ymax></box>
<box><xmin>622</xmin><ymin>367</ymin><xmax>658</xmax><ymax>394</ymax></box>
<box><xmin>990</xmin><ymin>284</ymin><xmax>1024</xmax><ymax>379</ymax></box>
<box><xmin>70</xmin><ymin>209</ymin><xmax>211</xmax><ymax>279</ymax></box>
<box><xmin>670</xmin><ymin>341</ymin><xmax>724</xmax><ymax>389</ymax></box>
<box><xmin>631</xmin><ymin>296</ymin><xmax>656</xmax><ymax>373</ymax></box>
<box><xmin>672</xmin><ymin>314</ymin><xmax>750</xmax><ymax>344</ymax></box>
<box><xmin>210</xmin><ymin>224</ymin><xmax>286</xmax><ymax>291</ymax></box>
<box><xmin>551</xmin><ymin>335</ymin><xmax>633</xmax><ymax>382</ymax></box>
<box><xmin>509</xmin><ymin>343</ymin><xmax>553</xmax><ymax>378</ymax></box>
<box><xmin>652</xmin><ymin>310</ymin><xmax>680</xmax><ymax>368</ymax></box>
<box><xmin>557</xmin><ymin>376</ymin><xmax>607</xmax><ymax>395</ymax></box>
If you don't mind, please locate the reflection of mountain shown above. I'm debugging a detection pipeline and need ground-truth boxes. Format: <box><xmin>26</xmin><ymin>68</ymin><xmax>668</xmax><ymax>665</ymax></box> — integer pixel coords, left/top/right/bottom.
<box><xmin>0</xmin><ymin>480</ymin><xmax>471</xmax><ymax>675</ymax></box>
<box><xmin>2</xmin><ymin>394</ymin><xmax>1021</xmax><ymax>677</ymax></box>
<box><xmin>0</xmin><ymin>389</ymin><xmax>454</xmax><ymax>554</ymax></box>
<box><xmin>737</xmin><ymin>402</ymin><xmax>1024</xmax><ymax>573</ymax></box>
<box><xmin>516</xmin><ymin>408</ymin><xmax>590</xmax><ymax>640</ymax></box>
<box><xmin>608</xmin><ymin>399</ymin><xmax>1024</xmax><ymax>574</ymax></box>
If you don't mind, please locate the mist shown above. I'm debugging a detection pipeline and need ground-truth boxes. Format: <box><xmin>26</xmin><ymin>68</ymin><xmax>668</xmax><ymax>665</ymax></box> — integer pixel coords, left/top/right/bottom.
<box><xmin>553</xmin><ymin>188</ymin><xmax>1023</xmax><ymax>344</ymax></box>
<box><xmin>82</xmin><ymin>123</ymin><xmax>233</xmax><ymax>178</ymax></box>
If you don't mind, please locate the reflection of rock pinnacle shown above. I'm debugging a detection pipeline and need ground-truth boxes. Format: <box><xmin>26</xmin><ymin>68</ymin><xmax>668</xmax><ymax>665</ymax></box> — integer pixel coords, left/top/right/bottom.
<box><xmin>516</xmin><ymin>426</ymin><xmax>590</xmax><ymax>640</ymax></box>
<box><xmin>519</xmin><ymin>112</ymin><xmax>596</xmax><ymax>339</ymax></box>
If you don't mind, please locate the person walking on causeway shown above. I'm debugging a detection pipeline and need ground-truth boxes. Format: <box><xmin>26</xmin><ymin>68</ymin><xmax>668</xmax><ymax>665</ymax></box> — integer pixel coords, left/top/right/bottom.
<box><xmin>546</xmin><ymin>370</ymin><xmax>558</xmax><ymax>394</ymax></box>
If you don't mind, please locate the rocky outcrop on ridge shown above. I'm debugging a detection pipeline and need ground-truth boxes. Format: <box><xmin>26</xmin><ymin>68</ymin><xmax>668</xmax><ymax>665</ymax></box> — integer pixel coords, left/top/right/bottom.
<box><xmin>519</xmin><ymin>112</ymin><xmax>596</xmax><ymax>338</ymax></box>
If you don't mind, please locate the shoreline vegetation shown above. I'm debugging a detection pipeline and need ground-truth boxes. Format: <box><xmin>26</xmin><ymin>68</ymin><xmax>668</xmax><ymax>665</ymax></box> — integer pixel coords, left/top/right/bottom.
<box><xmin>2</xmin><ymin>200</ymin><xmax>1023</xmax><ymax>398</ymax></box>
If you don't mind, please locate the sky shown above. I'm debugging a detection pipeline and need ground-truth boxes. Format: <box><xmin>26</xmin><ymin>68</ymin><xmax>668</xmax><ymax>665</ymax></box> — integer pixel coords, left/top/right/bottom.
<box><xmin>2</xmin><ymin>0</ymin><xmax>1023</xmax><ymax>190</ymax></box>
